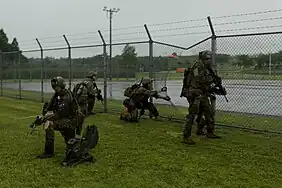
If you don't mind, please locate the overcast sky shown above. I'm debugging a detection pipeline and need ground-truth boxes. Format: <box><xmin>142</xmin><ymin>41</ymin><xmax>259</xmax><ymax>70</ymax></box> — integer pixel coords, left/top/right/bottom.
<box><xmin>1</xmin><ymin>0</ymin><xmax>282</xmax><ymax>58</ymax></box>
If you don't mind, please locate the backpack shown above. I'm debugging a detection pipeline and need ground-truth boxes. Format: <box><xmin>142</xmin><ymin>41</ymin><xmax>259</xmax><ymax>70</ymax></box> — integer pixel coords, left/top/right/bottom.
<box><xmin>183</xmin><ymin>68</ymin><xmax>192</xmax><ymax>88</ymax></box>
<box><xmin>180</xmin><ymin>68</ymin><xmax>192</xmax><ymax>97</ymax></box>
<box><xmin>124</xmin><ymin>84</ymin><xmax>139</xmax><ymax>98</ymax></box>
<box><xmin>72</xmin><ymin>81</ymin><xmax>88</xmax><ymax>102</ymax></box>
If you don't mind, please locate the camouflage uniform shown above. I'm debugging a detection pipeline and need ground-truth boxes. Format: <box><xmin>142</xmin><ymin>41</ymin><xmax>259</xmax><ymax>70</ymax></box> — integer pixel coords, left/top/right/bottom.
<box><xmin>121</xmin><ymin>78</ymin><xmax>170</xmax><ymax>121</ymax></box>
<box><xmin>86</xmin><ymin>71</ymin><xmax>98</xmax><ymax>115</ymax></box>
<box><xmin>181</xmin><ymin>67</ymin><xmax>213</xmax><ymax>135</ymax></box>
<box><xmin>37</xmin><ymin>76</ymin><xmax>81</xmax><ymax>160</ymax></box>
<box><xmin>195</xmin><ymin>93</ymin><xmax>216</xmax><ymax>135</ymax></box>
<box><xmin>72</xmin><ymin>71</ymin><xmax>97</xmax><ymax>135</ymax></box>
<box><xmin>196</xmin><ymin>73</ymin><xmax>226</xmax><ymax>134</ymax></box>
<box><xmin>182</xmin><ymin>51</ymin><xmax>221</xmax><ymax>145</ymax></box>
<box><xmin>193</xmin><ymin>70</ymin><xmax>217</xmax><ymax>135</ymax></box>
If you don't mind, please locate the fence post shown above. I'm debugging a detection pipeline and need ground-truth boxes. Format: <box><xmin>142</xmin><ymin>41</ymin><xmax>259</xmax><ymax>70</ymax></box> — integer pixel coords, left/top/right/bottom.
<box><xmin>207</xmin><ymin>16</ymin><xmax>217</xmax><ymax>72</ymax></box>
<box><xmin>18</xmin><ymin>51</ymin><xmax>22</xmax><ymax>99</ymax></box>
<box><xmin>98</xmin><ymin>30</ymin><xmax>108</xmax><ymax>113</ymax></box>
<box><xmin>144</xmin><ymin>24</ymin><xmax>154</xmax><ymax>104</ymax></box>
<box><xmin>63</xmin><ymin>35</ymin><xmax>72</xmax><ymax>90</ymax></box>
<box><xmin>36</xmin><ymin>38</ymin><xmax>44</xmax><ymax>102</ymax></box>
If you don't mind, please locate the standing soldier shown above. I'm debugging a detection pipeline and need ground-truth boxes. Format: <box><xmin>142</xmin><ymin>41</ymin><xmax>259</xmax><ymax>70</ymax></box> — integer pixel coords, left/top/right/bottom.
<box><xmin>182</xmin><ymin>50</ymin><xmax>221</xmax><ymax>145</ymax></box>
<box><xmin>72</xmin><ymin>71</ymin><xmax>97</xmax><ymax>135</ymax></box>
<box><xmin>86</xmin><ymin>71</ymin><xmax>99</xmax><ymax>115</ymax></box>
<box><xmin>181</xmin><ymin>67</ymin><xmax>210</xmax><ymax>135</ymax></box>
<box><xmin>37</xmin><ymin>76</ymin><xmax>83</xmax><ymax>164</ymax></box>
<box><xmin>196</xmin><ymin>68</ymin><xmax>227</xmax><ymax>135</ymax></box>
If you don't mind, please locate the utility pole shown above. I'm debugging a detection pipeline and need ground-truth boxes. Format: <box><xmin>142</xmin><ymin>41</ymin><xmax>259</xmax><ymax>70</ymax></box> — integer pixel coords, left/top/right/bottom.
<box><xmin>103</xmin><ymin>6</ymin><xmax>120</xmax><ymax>81</ymax></box>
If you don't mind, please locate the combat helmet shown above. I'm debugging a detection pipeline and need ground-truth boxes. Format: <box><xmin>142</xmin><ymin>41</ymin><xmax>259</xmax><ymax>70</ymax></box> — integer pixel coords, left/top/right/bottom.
<box><xmin>51</xmin><ymin>76</ymin><xmax>66</xmax><ymax>90</ymax></box>
<box><xmin>141</xmin><ymin>78</ymin><xmax>153</xmax><ymax>85</ymax></box>
<box><xmin>87</xmin><ymin>71</ymin><xmax>97</xmax><ymax>79</ymax></box>
<box><xmin>199</xmin><ymin>50</ymin><xmax>212</xmax><ymax>60</ymax></box>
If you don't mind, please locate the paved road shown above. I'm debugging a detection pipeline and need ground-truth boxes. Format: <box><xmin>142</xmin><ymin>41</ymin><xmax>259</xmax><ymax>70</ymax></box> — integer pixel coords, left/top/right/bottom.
<box><xmin>2</xmin><ymin>79</ymin><xmax>282</xmax><ymax>116</ymax></box>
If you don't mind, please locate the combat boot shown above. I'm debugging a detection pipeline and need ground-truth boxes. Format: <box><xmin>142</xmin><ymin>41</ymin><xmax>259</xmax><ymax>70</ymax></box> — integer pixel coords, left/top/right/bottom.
<box><xmin>36</xmin><ymin>142</ymin><xmax>54</xmax><ymax>159</ymax></box>
<box><xmin>183</xmin><ymin>136</ymin><xmax>195</xmax><ymax>145</ymax></box>
<box><xmin>88</xmin><ymin>111</ymin><xmax>95</xmax><ymax>115</ymax></box>
<box><xmin>206</xmin><ymin>132</ymin><xmax>221</xmax><ymax>139</ymax></box>
<box><xmin>196</xmin><ymin>129</ymin><xmax>205</xmax><ymax>136</ymax></box>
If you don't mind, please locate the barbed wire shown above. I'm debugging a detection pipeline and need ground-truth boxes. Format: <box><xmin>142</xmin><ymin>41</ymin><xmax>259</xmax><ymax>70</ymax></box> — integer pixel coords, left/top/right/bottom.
<box><xmin>212</xmin><ymin>8</ymin><xmax>282</xmax><ymax>19</ymax></box>
<box><xmin>2</xmin><ymin>23</ymin><xmax>282</xmax><ymax>48</ymax></box>
<box><xmin>2</xmin><ymin>18</ymin><xmax>282</xmax><ymax>46</ymax></box>
<box><xmin>20</xmin><ymin>22</ymin><xmax>282</xmax><ymax>46</ymax></box>
<box><xmin>1</xmin><ymin>9</ymin><xmax>282</xmax><ymax>48</ymax></box>
<box><xmin>112</xmin><ymin>25</ymin><xmax>282</xmax><ymax>42</ymax></box>
<box><xmin>213</xmin><ymin>16</ymin><xmax>282</xmax><ymax>26</ymax></box>
<box><xmin>216</xmin><ymin>25</ymin><xmax>282</xmax><ymax>33</ymax></box>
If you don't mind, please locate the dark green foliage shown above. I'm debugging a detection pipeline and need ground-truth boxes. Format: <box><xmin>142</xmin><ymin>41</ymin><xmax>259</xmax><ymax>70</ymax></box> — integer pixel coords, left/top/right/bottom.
<box><xmin>1</xmin><ymin>28</ymin><xmax>281</xmax><ymax>79</ymax></box>
<box><xmin>0</xmin><ymin>28</ymin><xmax>28</xmax><ymax>70</ymax></box>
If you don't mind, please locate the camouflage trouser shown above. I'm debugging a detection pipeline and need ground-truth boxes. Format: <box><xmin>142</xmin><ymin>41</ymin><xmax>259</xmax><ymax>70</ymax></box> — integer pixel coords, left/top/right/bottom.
<box><xmin>76</xmin><ymin>102</ymin><xmax>87</xmax><ymax>135</ymax></box>
<box><xmin>79</xmin><ymin>102</ymin><xmax>88</xmax><ymax>116</ymax></box>
<box><xmin>87</xmin><ymin>96</ymin><xmax>95</xmax><ymax>113</ymax></box>
<box><xmin>44</xmin><ymin>118</ymin><xmax>76</xmax><ymax>154</ymax></box>
<box><xmin>197</xmin><ymin>95</ymin><xmax>216</xmax><ymax>131</ymax></box>
<box><xmin>136</xmin><ymin>101</ymin><xmax>159</xmax><ymax>118</ymax></box>
<box><xmin>183</xmin><ymin>95</ymin><xmax>215</xmax><ymax>138</ymax></box>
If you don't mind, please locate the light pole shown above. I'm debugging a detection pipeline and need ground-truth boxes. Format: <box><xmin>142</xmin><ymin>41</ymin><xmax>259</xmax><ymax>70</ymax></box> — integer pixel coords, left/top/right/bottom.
<box><xmin>103</xmin><ymin>6</ymin><xmax>120</xmax><ymax>81</ymax></box>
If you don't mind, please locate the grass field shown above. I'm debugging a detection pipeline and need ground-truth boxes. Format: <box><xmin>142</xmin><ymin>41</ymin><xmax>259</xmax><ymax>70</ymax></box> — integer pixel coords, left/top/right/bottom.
<box><xmin>0</xmin><ymin>96</ymin><xmax>282</xmax><ymax>187</ymax></box>
<box><xmin>1</xmin><ymin>87</ymin><xmax>282</xmax><ymax>133</ymax></box>
<box><xmin>2</xmin><ymin>69</ymin><xmax>282</xmax><ymax>83</ymax></box>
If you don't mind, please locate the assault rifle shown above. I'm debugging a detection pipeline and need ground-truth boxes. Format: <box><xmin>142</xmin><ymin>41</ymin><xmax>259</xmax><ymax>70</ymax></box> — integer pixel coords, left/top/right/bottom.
<box><xmin>207</xmin><ymin>67</ymin><xmax>228</xmax><ymax>102</ymax></box>
<box><xmin>29</xmin><ymin>102</ymin><xmax>52</xmax><ymax>135</ymax></box>
<box><xmin>93</xmin><ymin>83</ymin><xmax>103</xmax><ymax>103</ymax></box>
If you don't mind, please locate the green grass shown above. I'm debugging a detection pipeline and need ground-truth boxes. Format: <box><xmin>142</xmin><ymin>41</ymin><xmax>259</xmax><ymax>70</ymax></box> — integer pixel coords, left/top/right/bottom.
<box><xmin>0</xmin><ymin>97</ymin><xmax>282</xmax><ymax>187</ymax></box>
<box><xmin>1</xmin><ymin>87</ymin><xmax>282</xmax><ymax>132</ymax></box>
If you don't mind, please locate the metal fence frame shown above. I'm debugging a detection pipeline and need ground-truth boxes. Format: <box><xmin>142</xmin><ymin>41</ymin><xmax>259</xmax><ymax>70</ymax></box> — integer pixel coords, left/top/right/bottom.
<box><xmin>0</xmin><ymin>16</ymin><xmax>281</xmax><ymax>134</ymax></box>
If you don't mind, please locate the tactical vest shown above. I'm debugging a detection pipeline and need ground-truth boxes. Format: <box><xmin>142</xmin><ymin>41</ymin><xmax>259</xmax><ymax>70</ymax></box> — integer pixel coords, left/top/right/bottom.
<box><xmin>189</xmin><ymin>62</ymin><xmax>213</xmax><ymax>89</ymax></box>
<box><xmin>72</xmin><ymin>81</ymin><xmax>89</xmax><ymax>102</ymax></box>
<box><xmin>124</xmin><ymin>84</ymin><xmax>139</xmax><ymax>98</ymax></box>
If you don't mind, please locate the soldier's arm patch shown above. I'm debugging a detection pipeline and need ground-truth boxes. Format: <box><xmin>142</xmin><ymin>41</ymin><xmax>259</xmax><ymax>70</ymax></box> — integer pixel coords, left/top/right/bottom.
<box><xmin>193</xmin><ymin>68</ymin><xmax>199</xmax><ymax>76</ymax></box>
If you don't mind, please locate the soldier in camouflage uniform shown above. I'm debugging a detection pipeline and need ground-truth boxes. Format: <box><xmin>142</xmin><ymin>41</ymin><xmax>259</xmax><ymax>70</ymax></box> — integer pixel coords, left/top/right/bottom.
<box><xmin>86</xmin><ymin>71</ymin><xmax>98</xmax><ymax>115</ymax></box>
<box><xmin>195</xmin><ymin>69</ymin><xmax>226</xmax><ymax>135</ymax></box>
<box><xmin>181</xmin><ymin>67</ymin><xmax>212</xmax><ymax>135</ymax></box>
<box><xmin>72</xmin><ymin>71</ymin><xmax>97</xmax><ymax>135</ymax></box>
<box><xmin>37</xmin><ymin>76</ymin><xmax>82</xmax><ymax>162</ymax></box>
<box><xmin>121</xmin><ymin>78</ymin><xmax>170</xmax><ymax>121</ymax></box>
<box><xmin>195</xmin><ymin>93</ymin><xmax>216</xmax><ymax>135</ymax></box>
<box><xmin>182</xmin><ymin>50</ymin><xmax>221</xmax><ymax>145</ymax></box>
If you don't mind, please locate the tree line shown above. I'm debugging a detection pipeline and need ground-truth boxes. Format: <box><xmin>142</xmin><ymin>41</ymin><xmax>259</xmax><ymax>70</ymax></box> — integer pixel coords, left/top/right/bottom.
<box><xmin>1</xmin><ymin>28</ymin><xmax>281</xmax><ymax>79</ymax></box>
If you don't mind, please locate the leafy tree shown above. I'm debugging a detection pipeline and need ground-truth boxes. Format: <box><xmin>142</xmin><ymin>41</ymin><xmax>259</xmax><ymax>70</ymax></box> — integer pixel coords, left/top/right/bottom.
<box><xmin>255</xmin><ymin>54</ymin><xmax>268</xmax><ymax>69</ymax></box>
<box><xmin>215</xmin><ymin>54</ymin><xmax>231</xmax><ymax>65</ymax></box>
<box><xmin>0</xmin><ymin>29</ymin><xmax>27</xmax><ymax>64</ymax></box>
<box><xmin>235</xmin><ymin>54</ymin><xmax>254</xmax><ymax>68</ymax></box>
<box><xmin>121</xmin><ymin>44</ymin><xmax>138</xmax><ymax>66</ymax></box>
<box><xmin>11</xmin><ymin>38</ymin><xmax>19</xmax><ymax>51</ymax></box>
<box><xmin>0</xmin><ymin>29</ymin><xmax>8</xmax><ymax>43</ymax></box>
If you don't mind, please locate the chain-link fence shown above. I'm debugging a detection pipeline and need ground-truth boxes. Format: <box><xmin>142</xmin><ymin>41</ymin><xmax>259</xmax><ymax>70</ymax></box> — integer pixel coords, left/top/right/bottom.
<box><xmin>215</xmin><ymin>32</ymin><xmax>282</xmax><ymax>132</ymax></box>
<box><xmin>0</xmin><ymin>17</ymin><xmax>282</xmax><ymax>134</ymax></box>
